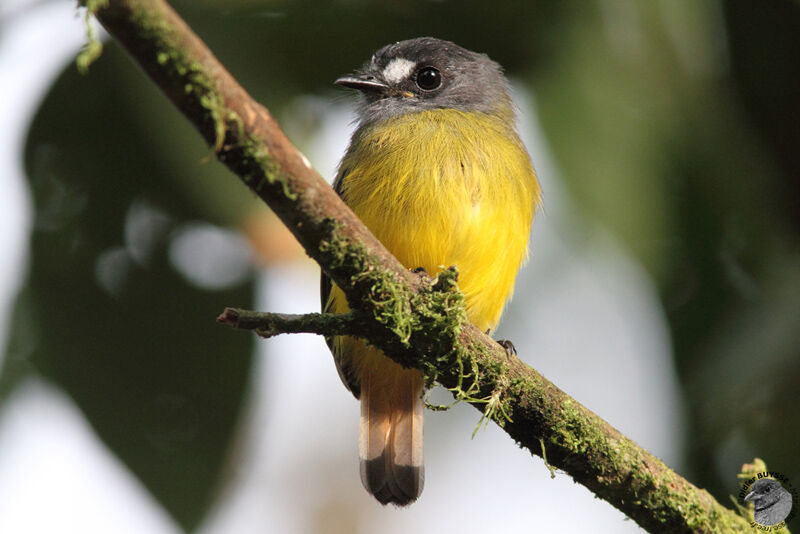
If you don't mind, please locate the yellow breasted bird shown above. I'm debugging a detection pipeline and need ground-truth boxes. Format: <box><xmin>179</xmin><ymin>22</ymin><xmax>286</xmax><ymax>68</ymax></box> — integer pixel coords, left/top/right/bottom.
<box><xmin>322</xmin><ymin>37</ymin><xmax>541</xmax><ymax>505</ymax></box>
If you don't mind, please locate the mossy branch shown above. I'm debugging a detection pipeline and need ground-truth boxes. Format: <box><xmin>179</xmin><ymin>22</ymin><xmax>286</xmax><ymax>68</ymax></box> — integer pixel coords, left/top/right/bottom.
<box><xmin>80</xmin><ymin>0</ymin><xmax>752</xmax><ymax>532</ymax></box>
<box><xmin>217</xmin><ymin>308</ymin><xmax>369</xmax><ymax>339</ymax></box>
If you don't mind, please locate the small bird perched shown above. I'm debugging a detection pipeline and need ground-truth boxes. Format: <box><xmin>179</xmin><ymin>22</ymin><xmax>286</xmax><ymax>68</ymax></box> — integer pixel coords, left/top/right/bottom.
<box><xmin>745</xmin><ymin>478</ymin><xmax>794</xmax><ymax>526</ymax></box>
<box><xmin>322</xmin><ymin>37</ymin><xmax>540</xmax><ymax>505</ymax></box>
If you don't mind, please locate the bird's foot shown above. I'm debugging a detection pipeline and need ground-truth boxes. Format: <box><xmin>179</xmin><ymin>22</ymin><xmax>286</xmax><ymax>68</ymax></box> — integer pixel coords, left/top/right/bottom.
<box><xmin>496</xmin><ymin>339</ymin><xmax>517</xmax><ymax>357</ymax></box>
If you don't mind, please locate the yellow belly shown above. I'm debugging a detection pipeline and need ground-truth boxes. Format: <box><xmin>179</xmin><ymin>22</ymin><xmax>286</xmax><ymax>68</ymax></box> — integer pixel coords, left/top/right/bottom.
<box><xmin>330</xmin><ymin>108</ymin><xmax>540</xmax><ymax>379</ymax></box>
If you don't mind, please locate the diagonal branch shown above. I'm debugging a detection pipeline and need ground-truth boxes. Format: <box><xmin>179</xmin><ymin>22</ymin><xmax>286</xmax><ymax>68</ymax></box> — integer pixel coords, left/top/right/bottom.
<box><xmin>79</xmin><ymin>0</ymin><xmax>752</xmax><ymax>532</ymax></box>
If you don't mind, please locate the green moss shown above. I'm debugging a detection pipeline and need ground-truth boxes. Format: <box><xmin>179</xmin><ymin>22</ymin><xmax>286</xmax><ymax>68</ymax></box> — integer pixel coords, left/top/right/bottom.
<box><xmin>539</xmin><ymin>438</ymin><xmax>557</xmax><ymax>478</ymax></box>
<box><xmin>124</xmin><ymin>3</ymin><xmax>228</xmax><ymax>151</ymax></box>
<box><xmin>236</xmin><ymin>132</ymin><xmax>296</xmax><ymax>200</ymax></box>
<box><xmin>317</xmin><ymin>224</ymin><xmax>370</xmax><ymax>280</ymax></box>
<box><xmin>319</xmin><ymin>232</ymin><xmax>466</xmax><ymax>353</ymax></box>
<box><xmin>75</xmin><ymin>0</ymin><xmax>109</xmax><ymax>74</ymax></box>
<box><xmin>549</xmin><ymin>397</ymin><xmax>599</xmax><ymax>453</ymax></box>
<box><xmin>199</xmin><ymin>91</ymin><xmax>226</xmax><ymax>151</ymax></box>
<box><xmin>364</xmin><ymin>269</ymin><xmax>415</xmax><ymax>345</ymax></box>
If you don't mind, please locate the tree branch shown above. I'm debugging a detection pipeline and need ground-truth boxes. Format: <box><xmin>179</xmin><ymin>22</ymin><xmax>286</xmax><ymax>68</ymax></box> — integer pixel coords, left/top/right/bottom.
<box><xmin>217</xmin><ymin>308</ymin><xmax>368</xmax><ymax>339</ymax></box>
<box><xmin>80</xmin><ymin>0</ymin><xmax>751</xmax><ymax>531</ymax></box>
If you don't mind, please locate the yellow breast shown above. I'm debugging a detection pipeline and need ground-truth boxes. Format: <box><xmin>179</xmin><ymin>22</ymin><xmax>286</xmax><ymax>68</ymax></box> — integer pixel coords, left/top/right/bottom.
<box><xmin>334</xmin><ymin>108</ymin><xmax>539</xmax><ymax>332</ymax></box>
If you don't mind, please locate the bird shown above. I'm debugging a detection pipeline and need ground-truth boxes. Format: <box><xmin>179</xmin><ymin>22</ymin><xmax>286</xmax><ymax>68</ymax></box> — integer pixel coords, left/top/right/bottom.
<box><xmin>745</xmin><ymin>478</ymin><xmax>794</xmax><ymax>526</ymax></box>
<box><xmin>322</xmin><ymin>37</ymin><xmax>541</xmax><ymax>506</ymax></box>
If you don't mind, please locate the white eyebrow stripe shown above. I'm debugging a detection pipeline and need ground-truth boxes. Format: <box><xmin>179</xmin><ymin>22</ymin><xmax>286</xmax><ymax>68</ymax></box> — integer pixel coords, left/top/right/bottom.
<box><xmin>382</xmin><ymin>58</ymin><xmax>416</xmax><ymax>84</ymax></box>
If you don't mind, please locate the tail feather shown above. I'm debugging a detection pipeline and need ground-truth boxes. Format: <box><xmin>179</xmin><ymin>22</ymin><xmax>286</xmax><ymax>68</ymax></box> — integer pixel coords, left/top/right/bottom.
<box><xmin>359</xmin><ymin>363</ymin><xmax>424</xmax><ymax>506</ymax></box>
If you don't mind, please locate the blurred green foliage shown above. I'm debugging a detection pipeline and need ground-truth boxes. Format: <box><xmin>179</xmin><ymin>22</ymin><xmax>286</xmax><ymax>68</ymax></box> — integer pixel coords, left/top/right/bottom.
<box><xmin>2</xmin><ymin>42</ymin><xmax>256</xmax><ymax>528</ymax></box>
<box><xmin>1</xmin><ymin>0</ymin><xmax>798</xmax><ymax>530</ymax></box>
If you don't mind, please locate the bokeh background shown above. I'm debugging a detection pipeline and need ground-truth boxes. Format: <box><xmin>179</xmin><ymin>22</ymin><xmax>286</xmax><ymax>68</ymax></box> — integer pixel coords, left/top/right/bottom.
<box><xmin>1</xmin><ymin>0</ymin><xmax>798</xmax><ymax>532</ymax></box>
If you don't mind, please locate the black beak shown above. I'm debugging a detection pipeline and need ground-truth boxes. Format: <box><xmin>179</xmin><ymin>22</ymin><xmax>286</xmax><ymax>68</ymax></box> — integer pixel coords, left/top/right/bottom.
<box><xmin>335</xmin><ymin>74</ymin><xmax>389</xmax><ymax>94</ymax></box>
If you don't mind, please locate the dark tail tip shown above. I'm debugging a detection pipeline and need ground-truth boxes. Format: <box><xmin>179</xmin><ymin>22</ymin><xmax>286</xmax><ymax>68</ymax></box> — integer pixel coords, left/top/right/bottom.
<box><xmin>360</xmin><ymin>456</ymin><xmax>424</xmax><ymax>506</ymax></box>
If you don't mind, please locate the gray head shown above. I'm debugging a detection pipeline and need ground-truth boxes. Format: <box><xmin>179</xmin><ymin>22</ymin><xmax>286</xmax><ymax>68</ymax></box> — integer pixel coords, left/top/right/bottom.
<box><xmin>745</xmin><ymin>479</ymin><xmax>794</xmax><ymax>526</ymax></box>
<box><xmin>336</xmin><ymin>37</ymin><xmax>513</xmax><ymax>126</ymax></box>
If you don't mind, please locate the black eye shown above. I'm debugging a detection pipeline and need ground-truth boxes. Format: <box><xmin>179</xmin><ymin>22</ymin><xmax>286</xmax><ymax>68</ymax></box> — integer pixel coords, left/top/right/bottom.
<box><xmin>415</xmin><ymin>67</ymin><xmax>441</xmax><ymax>90</ymax></box>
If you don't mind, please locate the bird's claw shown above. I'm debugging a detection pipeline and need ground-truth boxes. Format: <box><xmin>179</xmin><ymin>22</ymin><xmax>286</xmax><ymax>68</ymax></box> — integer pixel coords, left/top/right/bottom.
<box><xmin>496</xmin><ymin>339</ymin><xmax>517</xmax><ymax>357</ymax></box>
